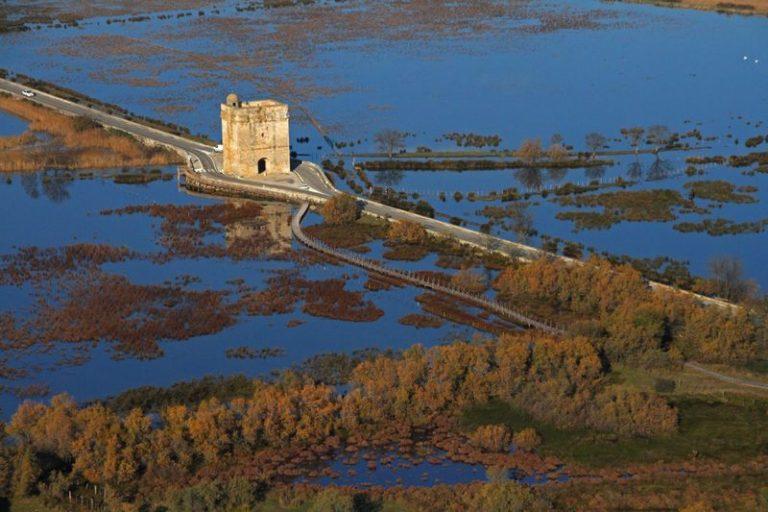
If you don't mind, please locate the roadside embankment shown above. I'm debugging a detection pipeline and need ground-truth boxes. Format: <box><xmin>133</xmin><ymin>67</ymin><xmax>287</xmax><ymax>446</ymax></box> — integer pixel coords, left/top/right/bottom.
<box><xmin>0</xmin><ymin>93</ymin><xmax>181</xmax><ymax>172</ymax></box>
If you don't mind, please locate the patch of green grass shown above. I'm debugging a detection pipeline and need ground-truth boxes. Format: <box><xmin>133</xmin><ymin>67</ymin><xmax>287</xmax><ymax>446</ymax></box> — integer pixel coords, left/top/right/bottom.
<box><xmin>10</xmin><ymin>497</ymin><xmax>61</xmax><ymax>512</ymax></box>
<box><xmin>461</xmin><ymin>396</ymin><xmax>768</xmax><ymax>467</ymax></box>
<box><xmin>744</xmin><ymin>360</ymin><xmax>768</xmax><ymax>375</ymax></box>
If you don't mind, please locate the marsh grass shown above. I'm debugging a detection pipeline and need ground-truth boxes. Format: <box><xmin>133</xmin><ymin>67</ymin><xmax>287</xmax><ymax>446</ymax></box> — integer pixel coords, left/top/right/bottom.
<box><xmin>0</xmin><ymin>95</ymin><xmax>181</xmax><ymax>172</ymax></box>
<box><xmin>684</xmin><ymin>180</ymin><xmax>757</xmax><ymax>203</ymax></box>
<box><xmin>556</xmin><ymin>189</ymin><xmax>697</xmax><ymax>230</ymax></box>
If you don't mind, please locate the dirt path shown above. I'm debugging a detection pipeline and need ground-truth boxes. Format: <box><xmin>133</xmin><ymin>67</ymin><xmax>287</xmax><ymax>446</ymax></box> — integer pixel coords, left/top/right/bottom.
<box><xmin>684</xmin><ymin>362</ymin><xmax>768</xmax><ymax>391</ymax></box>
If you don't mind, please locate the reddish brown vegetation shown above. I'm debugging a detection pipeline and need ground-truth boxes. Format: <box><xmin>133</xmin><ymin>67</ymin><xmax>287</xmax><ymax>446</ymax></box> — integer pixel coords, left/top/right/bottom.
<box><xmin>304</xmin><ymin>220</ymin><xmax>387</xmax><ymax>249</ymax></box>
<box><xmin>0</xmin><ymin>243</ymin><xmax>133</xmax><ymax>286</ymax></box>
<box><xmin>363</xmin><ymin>275</ymin><xmax>398</xmax><ymax>291</ymax></box>
<box><xmin>101</xmin><ymin>201</ymin><xmax>279</xmax><ymax>260</ymax></box>
<box><xmin>383</xmin><ymin>244</ymin><xmax>430</xmax><ymax>261</ymax></box>
<box><xmin>387</xmin><ymin>220</ymin><xmax>428</xmax><ymax>245</ymax></box>
<box><xmin>238</xmin><ymin>271</ymin><xmax>383</xmax><ymax>322</ymax></box>
<box><xmin>398</xmin><ymin>313</ymin><xmax>444</xmax><ymax>329</ymax></box>
<box><xmin>416</xmin><ymin>293</ymin><xmax>512</xmax><ymax>335</ymax></box>
<box><xmin>2</xmin><ymin>271</ymin><xmax>235</xmax><ymax>359</ymax></box>
<box><xmin>301</xmin><ymin>278</ymin><xmax>384</xmax><ymax>322</ymax></box>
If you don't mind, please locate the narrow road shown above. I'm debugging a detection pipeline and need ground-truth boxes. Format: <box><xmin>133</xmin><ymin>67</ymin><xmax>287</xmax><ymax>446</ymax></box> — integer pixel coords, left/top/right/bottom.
<box><xmin>684</xmin><ymin>362</ymin><xmax>768</xmax><ymax>391</ymax></box>
<box><xmin>0</xmin><ymin>77</ymin><xmax>735</xmax><ymax>312</ymax></box>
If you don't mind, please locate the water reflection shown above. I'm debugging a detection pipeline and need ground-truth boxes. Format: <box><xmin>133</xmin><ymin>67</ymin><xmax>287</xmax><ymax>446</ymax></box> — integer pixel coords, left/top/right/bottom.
<box><xmin>546</xmin><ymin>168</ymin><xmax>567</xmax><ymax>184</ymax></box>
<box><xmin>225</xmin><ymin>200</ymin><xmax>293</xmax><ymax>255</ymax></box>
<box><xmin>516</xmin><ymin>168</ymin><xmax>543</xmax><ymax>191</ymax></box>
<box><xmin>375</xmin><ymin>169</ymin><xmax>405</xmax><ymax>187</ymax></box>
<box><xmin>40</xmin><ymin>172</ymin><xmax>72</xmax><ymax>203</ymax></box>
<box><xmin>20</xmin><ymin>172</ymin><xmax>39</xmax><ymax>199</ymax></box>
<box><xmin>646</xmin><ymin>157</ymin><xmax>674</xmax><ymax>181</ymax></box>
<box><xmin>584</xmin><ymin>166</ymin><xmax>606</xmax><ymax>181</ymax></box>
<box><xmin>625</xmin><ymin>160</ymin><xmax>643</xmax><ymax>180</ymax></box>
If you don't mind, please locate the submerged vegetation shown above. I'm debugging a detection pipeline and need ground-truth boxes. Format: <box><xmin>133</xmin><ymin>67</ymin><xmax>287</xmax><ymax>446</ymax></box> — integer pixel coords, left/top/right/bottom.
<box><xmin>684</xmin><ymin>180</ymin><xmax>757</xmax><ymax>203</ymax></box>
<box><xmin>555</xmin><ymin>189</ymin><xmax>697</xmax><ymax>230</ymax></box>
<box><xmin>674</xmin><ymin>217</ymin><xmax>768</xmax><ymax>236</ymax></box>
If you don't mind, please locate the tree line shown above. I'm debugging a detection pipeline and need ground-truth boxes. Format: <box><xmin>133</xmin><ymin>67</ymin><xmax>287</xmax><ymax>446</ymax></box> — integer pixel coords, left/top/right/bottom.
<box><xmin>2</xmin><ymin>329</ymin><xmax>678</xmax><ymax>508</ymax></box>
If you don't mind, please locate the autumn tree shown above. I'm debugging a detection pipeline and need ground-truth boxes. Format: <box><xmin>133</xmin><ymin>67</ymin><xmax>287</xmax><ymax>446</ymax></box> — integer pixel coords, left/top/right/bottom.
<box><xmin>512</xmin><ymin>428</ymin><xmax>541</xmax><ymax>452</ymax></box>
<box><xmin>374</xmin><ymin>129</ymin><xmax>406</xmax><ymax>158</ymax></box>
<box><xmin>708</xmin><ymin>255</ymin><xmax>756</xmax><ymax>302</ymax></box>
<box><xmin>585</xmin><ymin>132</ymin><xmax>607</xmax><ymax>158</ymax></box>
<box><xmin>469</xmin><ymin>424</ymin><xmax>511</xmax><ymax>452</ymax></box>
<box><xmin>550</xmin><ymin>133</ymin><xmax>564</xmax><ymax>145</ymax></box>
<box><xmin>451</xmin><ymin>268</ymin><xmax>488</xmax><ymax>294</ymax></box>
<box><xmin>592</xmin><ymin>388</ymin><xmax>677</xmax><ymax>437</ymax></box>
<box><xmin>517</xmin><ymin>139</ymin><xmax>543</xmax><ymax>164</ymax></box>
<box><xmin>11</xmin><ymin>448</ymin><xmax>40</xmax><ymax>498</ymax></box>
<box><xmin>605</xmin><ymin>302</ymin><xmax>668</xmax><ymax>363</ymax></box>
<box><xmin>647</xmin><ymin>125</ymin><xmax>671</xmax><ymax>152</ymax></box>
<box><xmin>621</xmin><ymin>127</ymin><xmax>645</xmax><ymax>153</ymax></box>
<box><xmin>320</xmin><ymin>194</ymin><xmax>360</xmax><ymax>225</ymax></box>
<box><xmin>547</xmin><ymin>143</ymin><xmax>568</xmax><ymax>162</ymax></box>
<box><xmin>387</xmin><ymin>220</ymin><xmax>427</xmax><ymax>245</ymax></box>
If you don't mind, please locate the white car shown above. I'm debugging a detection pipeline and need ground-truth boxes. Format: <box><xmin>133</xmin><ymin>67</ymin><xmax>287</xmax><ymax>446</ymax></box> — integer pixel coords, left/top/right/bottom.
<box><xmin>21</xmin><ymin>90</ymin><xmax>35</xmax><ymax>98</ymax></box>
<box><xmin>213</xmin><ymin>144</ymin><xmax>224</xmax><ymax>152</ymax></box>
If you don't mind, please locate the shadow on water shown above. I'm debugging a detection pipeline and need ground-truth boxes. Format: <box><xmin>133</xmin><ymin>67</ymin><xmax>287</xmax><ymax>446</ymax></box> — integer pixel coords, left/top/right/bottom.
<box><xmin>20</xmin><ymin>170</ymin><xmax>72</xmax><ymax>202</ymax></box>
<box><xmin>584</xmin><ymin>165</ymin><xmax>606</xmax><ymax>181</ymax></box>
<box><xmin>516</xmin><ymin>167</ymin><xmax>543</xmax><ymax>191</ymax></box>
<box><xmin>625</xmin><ymin>160</ymin><xmax>643</xmax><ymax>180</ymax></box>
<box><xmin>646</xmin><ymin>157</ymin><xmax>674</xmax><ymax>181</ymax></box>
<box><xmin>546</xmin><ymin>167</ymin><xmax>567</xmax><ymax>184</ymax></box>
<box><xmin>375</xmin><ymin>169</ymin><xmax>405</xmax><ymax>187</ymax></box>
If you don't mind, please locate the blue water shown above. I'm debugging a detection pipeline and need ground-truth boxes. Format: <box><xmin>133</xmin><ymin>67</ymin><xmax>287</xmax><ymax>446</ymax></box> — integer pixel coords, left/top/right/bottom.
<box><xmin>0</xmin><ymin>111</ymin><xmax>26</xmax><ymax>136</ymax></box>
<box><xmin>306</xmin><ymin>450</ymin><xmax>487</xmax><ymax>487</ymax></box>
<box><xmin>0</xmin><ymin>172</ymin><xmax>477</xmax><ymax>416</ymax></box>
<box><xmin>2</xmin><ymin>0</ymin><xmax>765</xmax><ymax>286</ymax></box>
<box><xmin>302</xmin><ymin>449</ymin><xmax>568</xmax><ymax>487</ymax></box>
<box><xmin>1</xmin><ymin>0</ymin><xmax>767</xmax><ymax>486</ymax></box>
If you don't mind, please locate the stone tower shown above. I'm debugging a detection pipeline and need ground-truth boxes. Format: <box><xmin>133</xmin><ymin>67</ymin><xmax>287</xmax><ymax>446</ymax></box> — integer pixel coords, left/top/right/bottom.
<box><xmin>221</xmin><ymin>93</ymin><xmax>291</xmax><ymax>177</ymax></box>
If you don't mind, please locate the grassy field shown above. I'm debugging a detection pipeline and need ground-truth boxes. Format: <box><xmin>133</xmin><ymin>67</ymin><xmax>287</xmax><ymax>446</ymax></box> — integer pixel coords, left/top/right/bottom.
<box><xmin>461</xmin><ymin>394</ymin><xmax>768</xmax><ymax>467</ymax></box>
<box><xmin>8</xmin><ymin>497</ymin><xmax>57</xmax><ymax>512</ymax></box>
<box><xmin>612</xmin><ymin>363</ymin><xmax>768</xmax><ymax>398</ymax></box>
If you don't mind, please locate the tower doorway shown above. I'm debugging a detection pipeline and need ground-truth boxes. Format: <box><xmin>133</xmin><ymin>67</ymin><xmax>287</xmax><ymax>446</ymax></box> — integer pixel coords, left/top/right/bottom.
<box><xmin>257</xmin><ymin>158</ymin><xmax>267</xmax><ymax>174</ymax></box>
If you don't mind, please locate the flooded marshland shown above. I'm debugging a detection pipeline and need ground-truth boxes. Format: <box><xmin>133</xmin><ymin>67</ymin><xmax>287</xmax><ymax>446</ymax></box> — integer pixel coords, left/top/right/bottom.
<box><xmin>1</xmin><ymin>0</ymin><xmax>768</xmax><ymax>488</ymax></box>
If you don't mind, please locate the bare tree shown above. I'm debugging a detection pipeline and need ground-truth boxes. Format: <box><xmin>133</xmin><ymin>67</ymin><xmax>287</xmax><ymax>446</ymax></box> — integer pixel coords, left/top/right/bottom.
<box><xmin>626</xmin><ymin>160</ymin><xmax>643</xmax><ymax>180</ymax></box>
<box><xmin>374</xmin><ymin>129</ymin><xmax>406</xmax><ymax>158</ymax></box>
<box><xmin>709</xmin><ymin>256</ymin><xmax>757</xmax><ymax>302</ymax></box>
<box><xmin>647</xmin><ymin>125</ymin><xmax>671</xmax><ymax>153</ymax></box>
<box><xmin>621</xmin><ymin>127</ymin><xmax>645</xmax><ymax>154</ymax></box>
<box><xmin>550</xmin><ymin>133</ymin><xmax>564</xmax><ymax>146</ymax></box>
<box><xmin>585</xmin><ymin>132</ymin><xmax>607</xmax><ymax>158</ymax></box>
